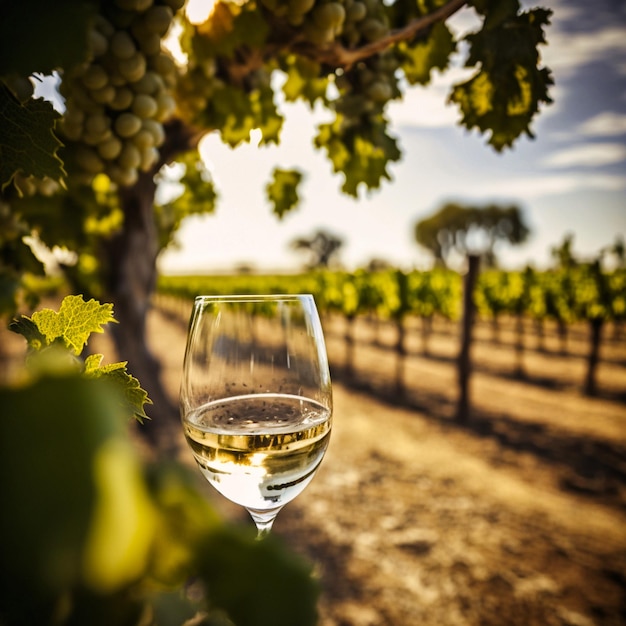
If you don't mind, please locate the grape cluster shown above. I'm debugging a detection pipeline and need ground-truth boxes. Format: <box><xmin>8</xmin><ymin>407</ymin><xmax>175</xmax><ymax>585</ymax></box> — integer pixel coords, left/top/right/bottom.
<box><xmin>334</xmin><ymin>51</ymin><xmax>400</xmax><ymax>124</ymax></box>
<box><xmin>260</xmin><ymin>0</ymin><xmax>390</xmax><ymax>47</ymax></box>
<box><xmin>58</xmin><ymin>0</ymin><xmax>184</xmax><ymax>187</ymax></box>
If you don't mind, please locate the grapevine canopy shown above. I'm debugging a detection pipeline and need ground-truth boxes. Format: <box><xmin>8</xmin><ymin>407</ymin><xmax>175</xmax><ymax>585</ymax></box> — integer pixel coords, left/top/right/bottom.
<box><xmin>0</xmin><ymin>0</ymin><xmax>553</xmax><ymax>312</ymax></box>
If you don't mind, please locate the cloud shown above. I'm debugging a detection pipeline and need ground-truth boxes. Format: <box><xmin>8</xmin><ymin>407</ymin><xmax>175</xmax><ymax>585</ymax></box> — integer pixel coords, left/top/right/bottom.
<box><xmin>542</xmin><ymin>26</ymin><xmax>626</xmax><ymax>76</ymax></box>
<box><xmin>464</xmin><ymin>173</ymin><xmax>626</xmax><ymax>200</ymax></box>
<box><xmin>541</xmin><ymin>142</ymin><xmax>626</xmax><ymax>167</ymax></box>
<box><xmin>388</xmin><ymin>66</ymin><xmax>474</xmax><ymax>130</ymax></box>
<box><xmin>577</xmin><ymin>112</ymin><xmax>626</xmax><ymax>136</ymax></box>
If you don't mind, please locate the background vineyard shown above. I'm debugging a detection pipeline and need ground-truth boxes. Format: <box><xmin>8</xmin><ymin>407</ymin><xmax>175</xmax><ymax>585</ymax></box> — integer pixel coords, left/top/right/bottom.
<box><xmin>156</xmin><ymin>266</ymin><xmax>626</xmax><ymax>404</ymax></box>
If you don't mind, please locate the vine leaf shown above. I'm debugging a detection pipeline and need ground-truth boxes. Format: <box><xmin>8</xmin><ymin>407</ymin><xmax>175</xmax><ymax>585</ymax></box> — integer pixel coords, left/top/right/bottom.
<box><xmin>0</xmin><ymin>86</ymin><xmax>64</xmax><ymax>190</ymax></box>
<box><xmin>450</xmin><ymin>6</ymin><xmax>553</xmax><ymax>150</ymax></box>
<box><xmin>24</xmin><ymin>295</ymin><xmax>116</xmax><ymax>355</ymax></box>
<box><xmin>266</xmin><ymin>168</ymin><xmax>303</xmax><ymax>219</ymax></box>
<box><xmin>399</xmin><ymin>22</ymin><xmax>455</xmax><ymax>85</ymax></box>
<box><xmin>10</xmin><ymin>295</ymin><xmax>152</xmax><ymax>421</ymax></box>
<box><xmin>316</xmin><ymin>119</ymin><xmax>401</xmax><ymax>197</ymax></box>
<box><xmin>85</xmin><ymin>355</ymin><xmax>152</xmax><ymax>423</ymax></box>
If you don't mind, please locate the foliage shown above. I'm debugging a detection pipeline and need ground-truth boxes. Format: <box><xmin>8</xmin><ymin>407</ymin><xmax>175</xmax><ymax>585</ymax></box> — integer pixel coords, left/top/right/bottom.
<box><xmin>414</xmin><ymin>201</ymin><xmax>530</xmax><ymax>267</ymax></box>
<box><xmin>0</xmin><ymin>295</ymin><xmax>320</xmax><ymax>625</ymax></box>
<box><xmin>157</xmin><ymin>264</ymin><xmax>626</xmax><ymax>329</ymax></box>
<box><xmin>9</xmin><ymin>294</ymin><xmax>151</xmax><ymax>420</ymax></box>
<box><xmin>0</xmin><ymin>0</ymin><xmax>553</xmax><ymax>312</ymax></box>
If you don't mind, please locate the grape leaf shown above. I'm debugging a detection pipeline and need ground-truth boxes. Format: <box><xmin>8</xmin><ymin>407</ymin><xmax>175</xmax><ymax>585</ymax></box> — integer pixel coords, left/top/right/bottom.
<box><xmin>85</xmin><ymin>355</ymin><xmax>152</xmax><ymax>423</ymax></box>
<box><xmin>0</xmin><ymin>0</ymin><xmax>97</xmax><ymax>76</ymax></box>
<box><xmin>450</xmin><ymin>7</ymin><xmax>553</xmax><ymax>150</ymax></box>
<box><xmin>10</xmin><ymin>294</ymin><xmax>116</xmax><ymax>355</ymax></box>
<box><xmin>266</xmin><ymin>168</ymin><xmax>303</xmax><ymax>219</ymax></box>
<box><xmin>282</xmin><ymin>56</ymin><xmax>329</xmax><ymax>107</ymax></box>
<box><xmin>7</xmin><ymin>316</ymin><xmax>47</xmax><ymax>351</ymax></box>
<box><xmin>399</xmin><ymin>22</ymin><xmax>455</xmax><ymax>85</ymax></box>
<box><xmin>0</xmin><ymin>86</ymin><xmax>64</xmax><ymax>190</ymax></box>
<box><xmin>315</xmin><ymin>118</ymin><xmax>401</xmax><ymax>197</ymax></box>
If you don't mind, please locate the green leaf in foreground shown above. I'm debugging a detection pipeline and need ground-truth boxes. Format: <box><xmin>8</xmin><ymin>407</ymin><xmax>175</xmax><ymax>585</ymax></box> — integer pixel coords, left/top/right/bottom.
<box><xmin>10</xmin><ymin>295</ymin><xmax>151</xmax><ymax>421</ymax></box>
<box><xmin>85</xmin><ymin>354</ymin><xmax>152</xmax><ymax>422</ymax></box>
<box><xmin>14</xmin><ymin>294</ymin><xmax>116</xmax><ymax>355</ymax></box>
<box><xmin>196</xmin><ymin>526</ymin><xmax>320</xmax><ymax>626</ymax></box>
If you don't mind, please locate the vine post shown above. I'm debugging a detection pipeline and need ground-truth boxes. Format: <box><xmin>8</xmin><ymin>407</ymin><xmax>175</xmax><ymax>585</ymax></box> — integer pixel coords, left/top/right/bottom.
<box><xmin>456</xmin><ymin>254</ymin><xmax>480</xmax><ymax>423</ymax></box>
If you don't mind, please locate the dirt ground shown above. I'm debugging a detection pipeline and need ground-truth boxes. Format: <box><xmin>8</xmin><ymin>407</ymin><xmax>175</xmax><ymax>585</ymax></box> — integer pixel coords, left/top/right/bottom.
<box><xmin>147</xmin><ymin>304</ymin><xmax>626</xmax><ymax>626</ymax></box>
<box><xmin>2</xmin><ymin>303</ymin><xmax>624</xmax><ymax>625</ymax></box>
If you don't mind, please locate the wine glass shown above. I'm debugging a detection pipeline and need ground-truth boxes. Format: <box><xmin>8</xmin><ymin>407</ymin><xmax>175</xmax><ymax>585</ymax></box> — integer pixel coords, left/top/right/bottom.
<box><xmin>180</xmin><ymin>294</ymin><xmax>333</xmax><ymax>538</ymax></box>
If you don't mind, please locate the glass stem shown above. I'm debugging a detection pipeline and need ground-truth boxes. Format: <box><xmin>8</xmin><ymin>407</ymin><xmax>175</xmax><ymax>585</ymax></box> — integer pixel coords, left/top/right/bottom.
<box><xmin>247</xmin><ymin>506</ymin><xmax>283</xmax><ymax>540</ymax></box>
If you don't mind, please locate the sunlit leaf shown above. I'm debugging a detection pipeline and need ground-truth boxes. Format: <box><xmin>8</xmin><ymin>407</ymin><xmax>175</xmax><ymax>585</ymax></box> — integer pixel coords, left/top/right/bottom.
<box><xmin>399</xmin><ymin>22</ymin><xmax>455</xmax><ymax>85</ymax></box>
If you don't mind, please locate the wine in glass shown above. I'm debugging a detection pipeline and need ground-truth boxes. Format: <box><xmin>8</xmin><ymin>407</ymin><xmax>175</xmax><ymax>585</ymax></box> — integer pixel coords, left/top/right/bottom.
<box><xmin>180</xmin><ymin>294</ymin><xmax>333</xmax><ymax>538</ymax></box>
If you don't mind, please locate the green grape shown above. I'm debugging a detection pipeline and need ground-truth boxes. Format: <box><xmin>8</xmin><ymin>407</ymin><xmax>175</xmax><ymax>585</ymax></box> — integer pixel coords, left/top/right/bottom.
<box><xmin>107</xmin><ymin>164</ymin><xmax>138</xmax><ymax>186</ymax></box>
<box><xmin>151</xmin><ymin>53</ymin><xmax>177</xmax><ymax>85</ymax></box>
<box><xmin>94</xmin><ymin>15</ymin><xmax>115</xmax><ymax>38</ymax></box>
<box><xmin>303</xmin><ymin>21</ymin><xmax>335</xmax><ymax>45</ymax></box>
<box><xmin>366</xmin><ymin>80</ymin><xmax>392</xmax><ymax>103</ymax></box>
<box><xmin>71</xmin><ymin>84</ymin><xmax>101</xmax><ymax>113</ymax></box>
<box><xmin>75</xmin><ymin>146</ymin><xmax>105</xmax><ymax>174</ymax></box>
<box><xmin>138</xmin><ymin>32</ymin><xmax>161</xmax><ymax>56</ymax></box>
<box><xmin>118</xmin><ymin>52</ymin><xmax>147</xmax><ymax>82</ymax></box>
<box><xmin>132</xmin><ymin>93</ymin><xmax>158</xmax><ymax>118</ymax></box>
<box><xmin>141</xmin><ymin>5</ymin><xmax>173</xmax><ymax>36</ymax></box>
<box><xmin>312</xmin><ymin>2</ymin><xmax>346</xmax><ymax>30</ymax></box>
<box><xmin>114</xmin><ymin>112</ymin><xmax>142</xmax><ymax>137</ymax></box>
<box><xmin>139</xmin><ymin>146</ymin><xmax>159</xmax><ymax>171</ymax></box>
<box><xmin>118</xmin><ymin>143</ymin><xmax>142</xmax><ymax>170</ymax></box>
<box><xmin>110</xmin><ymin>30</ymin><xmax>136</xmax><ymax>59</ymax></box>
<box><xmin>142</xmin><ymin>118</ymin><xmax>165</xmax><ymax>146</ymax></box>
<box><xmin>64</xmin><ymin>105</ymin><xmax>85</xmax><ymax>127</ymax></box>
<box><xmin>360</xmin><ymin>17</ymin><xmax>387</xmax><ymax>41</ymax></box>
<box><xmin>85</xmin><ymin>112</ymin><xmax>111</xmax><ymax>136</ymax></box>
<box><xmin>59</xmin><ymin>119</ymin><xmax>83</xmax><ymax>141</ymax></box>
<box><xmin>131</xmin><ymin>128</ymin><xmax>155</xmax><ymax>150</ymax></box>
<box><xmin>288</xmin><ymin>0</ymin><xmax>316</xmax><ymax>14</ymax></box>
<box><xmin>346</xmin><ymin>1</ymin><xmax>367</xmax><ymax>22</ymax></box>
<box><xmin>132</xmin><ymin>70</ymin><xmax>163</xmax><ymax>94</ymax></box>
<box><xmin>110</xmin><ymin>86</ymin><xmax>134</xmax><ymax>110</ymax></box>
<box><xmin>154</xmin><ymin>92</ymin><xmax>175</xmax><ymax>121</ymax></box>
<box><xmin>91</xmin><ymin>84</ymin><xmax>116</xmax><ymax>104</ymax></box>
<box><xmin>89</xmin><ymin>28</ymin><xmax>109</xmax><ymax>57</ymax></box>
<box><xmin>108</xmin><ymin>7</ymin><xmax>135</xmax><ymax>29</ymax></box>
<box><xmin>97</xmin><ymin>136</ymin><xmax>123</xmax><ymax>160</ymax></box>
<box><xmin>82</xmin><ymin>64</ymin><xmax>109</xmax><ymax>90</ymax></box>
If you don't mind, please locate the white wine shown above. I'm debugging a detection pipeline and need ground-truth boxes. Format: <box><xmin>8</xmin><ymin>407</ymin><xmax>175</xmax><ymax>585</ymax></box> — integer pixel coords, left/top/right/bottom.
<box><xmin>183</xmin><ymin>394</ymin><xmax>331</xmax><ymax>512</ymax></box>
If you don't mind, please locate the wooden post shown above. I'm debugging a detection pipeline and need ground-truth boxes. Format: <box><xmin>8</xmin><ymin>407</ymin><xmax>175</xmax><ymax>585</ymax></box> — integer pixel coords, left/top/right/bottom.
<box><xmin>457</xmin><ymin>254</ymin><xmax>480</xmax><ymax>423</ymax></box>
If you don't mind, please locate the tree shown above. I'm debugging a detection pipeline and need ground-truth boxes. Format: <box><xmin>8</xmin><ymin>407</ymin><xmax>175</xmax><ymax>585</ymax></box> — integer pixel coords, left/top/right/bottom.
<box><xmin>1</xmin><ymin>0</ymin><xmax>553</xmax><ymax>447</ymax></box>
<box><xmin>414</xmin><ymin>202</ymin><xmax>531</xmax><ymax>268</ymax></box>
<box><xmin>291</xmin><ymin>228</ymin><xmax>344</xmax><ymax>269</ymax></box>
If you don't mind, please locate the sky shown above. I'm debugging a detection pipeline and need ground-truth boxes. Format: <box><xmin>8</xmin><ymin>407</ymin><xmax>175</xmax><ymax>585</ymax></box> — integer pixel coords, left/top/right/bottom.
<box><xmin>157</xmin><ymin>0</ymin><xmax>626</xmax><ymax>275</ymax></box>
